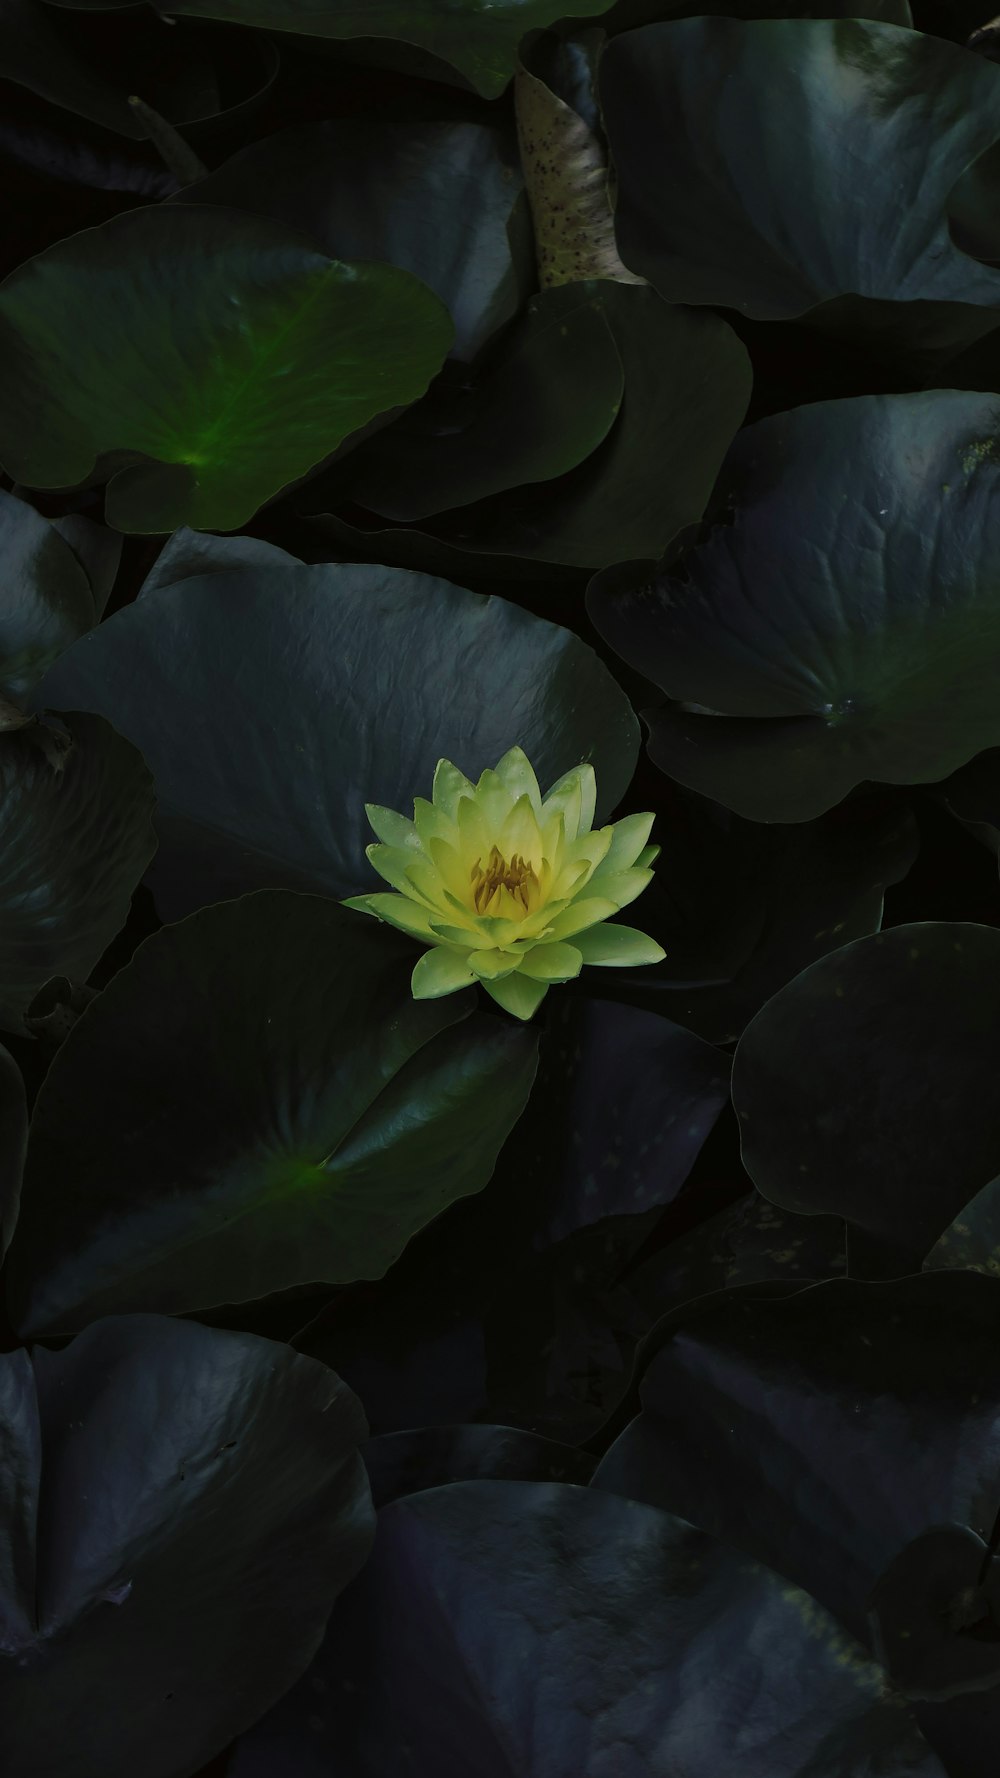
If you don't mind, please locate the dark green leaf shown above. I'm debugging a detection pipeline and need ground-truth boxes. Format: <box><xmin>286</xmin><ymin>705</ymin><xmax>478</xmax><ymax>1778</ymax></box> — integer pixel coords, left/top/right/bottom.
<box><xmin>590</xmin><ymin>393</ymin><xmax>1000</xmax><ymax>821</ymax></box>
<box><xmin>186</xmin><ymin>117</ymin><xmax>526</xmax><ymax>362</ymax></box>
<box><xmin>346</xmin><ymin>285</ymin><xmax>625</xmax><ymax>519</ymax></box>
<box><xmin>134</xmin><ymin>0</ymin><xmax>612</xmax><ymax>98</ymax></box>
<box><xmin>299</xmin><ymin>996</ymin><xmax>729</xmax><ymax>1441</ymax></box>
<box><xmin>923</xmin><ymin>1175</ymin><xmax>1000</xmax><ymax>1276</ymax></box>
<box><xmin>0</xmin><ymin>1313</ymin><xmax>373</xmax><ymax>1778</ymax></box>
<box><xmin>6</xmin><ymin>892</ymin><xmax>539</xmax><ymax>1334</ymax></box>
<box><xmin>0</xmin><ymin>489</ymin><xmax>95</xmax><ymax>700</ymax></box>
<box><xmin>0</xmin><ymin>711</ymin><xmax>156</xmax><ymax>1033</ymax></box>
<box><xmin>0</xmin><ymin>203</ymin><xmax>453</xmax><ymax>533</ymax></box>
<box><xmin>34</xmin><ymin>558</ymin><xmax>639</xmax><ymax>918</ymax></box>
<box><xmin>363</xmin><ymin>1424</ymin><xmax>594</xmax><ymax>1509</ymax></box>
<box><xmin>0</xmin><ymin>1043</ymin><xmax>26</xmax><ymax>1253</ymax></box>
<box><xmin>731</xmin><ymin>923</ymin><xmax>1000</xmax><ymax>1261</ymax></box>
<box><xmin>589</xmin><ymin>790</ymin><xmax>918</xmax><ymax>1043</ymax></box>
<box><xmin>229</xmin><ymin>1480</ymin><xmax>944</xmax><ymax>1778</ymax></box>
<box><xmin>602</xmin><ymin>18</ymin><xmax>1000</xmax><ymax>335</ymax></box>
<box><xmin>336</xmin><ymin>283</ymin><xmax>751</xmax><ymax>570</ymax></box>
<box><xmin>595</xmin><ymin>1274</ymin><xmax>1000</xmax><ymax>1699</ymax></box>
<box><xmin>2</xmin><ymin>0</ymin><xmax>141</xmax><ymax>136</ymax></box>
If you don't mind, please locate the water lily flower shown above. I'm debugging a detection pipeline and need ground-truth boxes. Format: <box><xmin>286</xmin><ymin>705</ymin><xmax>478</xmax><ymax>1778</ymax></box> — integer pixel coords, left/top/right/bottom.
<box><xmin>343</xmin><ymin>746</ymin><xmax>665</xmax><ymax>1020</ymax></box>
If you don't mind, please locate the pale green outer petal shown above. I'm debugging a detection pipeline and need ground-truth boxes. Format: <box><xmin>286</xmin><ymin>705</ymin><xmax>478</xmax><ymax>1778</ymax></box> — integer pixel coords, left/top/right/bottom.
<box><xmin>411</xmin><ymin>946</ymin><xmax>477</xmax><ymax>999</ymax></box>
<box><xmin>347</xmin><ymin>892</ymin><xmax>440</xmax><ymax>941</ymax></box>
<box><xmin>472</xmin><ymin>767</ymin><xmax>514</xmax><ymax>829</ymax></box>
<box><xmin>481</xmin><ymin>973</ymin><xmax>549</xmax><ymax>1020</ymax></box>
<box><xmin>433</xmin><ymin>758</ymin><xmax>477</xmax><ymax>819</ymax></box>
<box><xmin>367</xmin><ymin>844</ymin><xmax>452</xmax><ymax>914</ymax></box>
<box><xmin>413</xmin><ymin>795</ymin><xmax>453</xmax><ymax>847</ymax></box>
<box><xmin>574</xmin><ymin>924</ymin><xmax>666</xmax><ymax>966</ymax></box>
<box><xmin>637</xmin><ymin>844</ymin><xmax>660</xmax><ymax>869</ymax></box>
<box><xmin>540</xmin><ymin>767</ymin><xmax>584</xmax><ymax>841</ymax></box>
<box><xmin>468</xmin><ymin>949</ymin><xmax>519</xmax><ymax>981</ymax></box>
<box><xmin>515</xmin><ymin>941</ymin><xmax>583</xmax><ymax>982</ymax></box>
<box><xmin>342</xmin><ymin>895</ymin><xmax>377</xmax><ymax>917</ymax></box>
<box><xmin>494</xmin><ymin>746</ymin><xmax>543</xmax><ymax>815</ymax></box>
<box><xmin>598</xmin><ymin>811</ymin><xmax>656</xmax><ymax>874</ymax></box>
<box><xmin>545</xmin><ymin>896</ymin><xmax>621</xmax><ymax>941</ymax></box>
<box><xmin>457</xmin><ymin>793</ymin><xmax>492</xmax><ymax>863</ymax></box>
<box><xmin>584</xmin><ymin>866</ymin><xmax>654</xmax><ymax>910</ymax></box>
<box><xmin>364</xmin><ymin>803</ymin><xmax>420</xmax><ymax>848</ymax></box>
<box><xmin>429</xmin><ymin>920</ymin><xmax>481</xmax><ymax>945</ymax></box>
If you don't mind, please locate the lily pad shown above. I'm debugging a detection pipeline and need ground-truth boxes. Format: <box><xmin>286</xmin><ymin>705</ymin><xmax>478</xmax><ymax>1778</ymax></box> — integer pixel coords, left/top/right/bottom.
<box><xmin>601</xmin><ymin>17</ymin><xmax>1000</xmax><ymax>330</ymax></box>
<box><xmin>3</xmin><ymin>0</ymin><xmax>141</xmax><ymax>136</ymax></box>
<box><xmin>588</xmin><ymin>788</ymin><xmax>919</xmax><ymax>1043</ymax></box>
<box><xmin>0</xmin><ymin>1312</ymin><xmax>374</xmax><ymax>1778</ymax></box>
<box><xmin>0</xmin><ymin>711</ymin><xmax>156</xmax><ymax>1033</ymax></box>
<box><xmin>344</xmin><ymin>283</ymin><xmax>625</xmax><ymax>520</ymax></box>
<box><xmin>332</xmin><ymin>282</ymin><xmax>752</xmax><ymax>571</ymax></box>
<box><xmin>33</xmin><ymin>559</ymin><xmax>639</xmax><ymax>919</ymax></box>
<box><xmin>731</xmin><ymin>923</ymin><xmax>1000</xmax><ymax>1261</ymax></box>
<box><xmin>131</xmin><ymin>0</ymin><xmax>612</xmax><ymax>98</ymax></box>
<box><xmin>0</xmin><ymin>1043</ymin><xmax>26</xmax><ymax>1252</ymax></box>
<box><xmin>0</xmin><ymin>202</ymin><xmax>454</xmax><ymax>533</ymax></box>
<box><xmin>0</xmin><ymin>488</ymin><xmax>95</xmax><ymax>700</ymax></box>
<box><xmin>187</xmin><ymin>116</ymin><xmax>526</xmax><ymax>362</ymax></box>
<box><xmin>6</xmin><ymin>891</ymin><xmax>539</xmax><ymax>1334</ymax></box>
<box><xmin>594</xmin><ymin>1273</ymin><xmax>1000</xmax><ymax>1691</ymax></box>
<box><xmin>590</xmin><ymin>392</ymin><xmax>1000</xmax><ymax>821</ymax></box>
<box><xmin>228</xmin><ymin>1480</ymin><xmax>944</xmax><ymax>1778</ymax></box>
<box><xmin>362</xmin><ymin>1424</ymin><xmax>595</xmax><ymax>1509</ymax></box>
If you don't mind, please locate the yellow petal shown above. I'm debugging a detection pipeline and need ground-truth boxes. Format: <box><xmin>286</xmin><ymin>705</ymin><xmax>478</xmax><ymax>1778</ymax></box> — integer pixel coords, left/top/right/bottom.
<box><xmin>498</xmin><ymin>794</ymin><xmax>544</xmax><ymax>871</ymax></box>
<box><xmin>541</xmin><ymin>763</ymin><xmax>596</xmax><ymax>838</ymax></box>
<box><xmin>472</xmin><ymin>766</ymin><xmax>514</xmax><ymax>830</ymax></box>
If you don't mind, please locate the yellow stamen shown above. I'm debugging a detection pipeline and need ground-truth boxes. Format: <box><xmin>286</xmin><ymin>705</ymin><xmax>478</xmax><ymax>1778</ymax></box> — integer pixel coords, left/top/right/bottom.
<box><xmin>470</xmin><ymin>846</ymin><xmax>540</xmax><ymax>918</ymax></box>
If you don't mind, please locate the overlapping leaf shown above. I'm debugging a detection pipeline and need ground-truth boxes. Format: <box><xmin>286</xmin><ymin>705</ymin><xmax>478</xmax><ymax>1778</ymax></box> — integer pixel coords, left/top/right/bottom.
<box><xmin>595</xmin><ymin>1274</ymin><xmax>1000</xmax><ymax>1702</ymax></box>
<box><xmin>34</xmin><ymin>556</ymin><xmax>639</xmax><ymax>918</ymax></box>
<box><xmin>315</xmin><ymin>281</ymin><xmax>751</xmax><ymax>570</ymax></box>
<box><xmin>228</xmin><ymin>1480</ymin><xmax>943</xmax><ymax>1777</ymax></box>
<box><xmin>127</xmin><ymin>0</ymin><xmax>613</xmax><ymax>97</ymax></box>
<box><xmin>187</xmin><ymin>116</ymin><xmax>527</xmax><ymax>362</ymax></box>
<box><xmin>590</xmin><ymin>393</ymin><xmax>1000</xmax><ymax>820</ymax></box>
<box><xmin>602</xmin><ymin>17</ymin><xmax>1000</xmax><ymax>347</ymax></box>
<box><xmin>6</xmin><ymin>892</ymin><xmax>538</xmax><ymax>1334</ymax></box>
<box><xmin>0</xmin><ymin>203</ymin><xmax>453</xmax><ymax>532</ymax></box>
<box><xmin>731</xmin><ymin>923</ymin><xmax>1000</xmax><ymax>1262</ymax></box>
<box><xmin>0</xmin><ymin>711</ymin><xmax>156</xmax><ymax>1032</ymax></box>
<box><xmin>0</xmin><ymin>489</ymin><xmax>95</xmax><ymax>700</ymax></box>
<box><xmin>0</xmin><ymin>1313</ymin><xmax>373</xmax><ymax>1778</ymax></box>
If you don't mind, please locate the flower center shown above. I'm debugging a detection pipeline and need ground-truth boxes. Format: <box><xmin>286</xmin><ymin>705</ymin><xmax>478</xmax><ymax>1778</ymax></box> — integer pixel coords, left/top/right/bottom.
<box><xmin>470</xmin><ymin>846</ymin><xmax>539</xmax><ymax>917</ymax></box>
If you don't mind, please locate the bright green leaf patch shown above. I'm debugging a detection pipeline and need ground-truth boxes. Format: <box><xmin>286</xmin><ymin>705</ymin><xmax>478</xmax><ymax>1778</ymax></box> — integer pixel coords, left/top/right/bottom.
<box><xmin>0</xmin><ymin>203</ymin><xmax>454</xmax><ymax>533</ymax></box>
